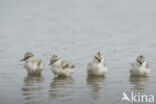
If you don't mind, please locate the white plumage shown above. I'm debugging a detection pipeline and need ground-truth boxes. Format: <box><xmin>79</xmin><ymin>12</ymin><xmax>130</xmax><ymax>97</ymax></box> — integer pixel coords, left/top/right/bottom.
<box><xmin>21</xmin><ymin>52</ymin><xmax>44</xmax><ymax>75</ymax></box>
<box><xmin>49</xmin><ymin>55</ymin><xmax>75</xmax><ymax>77</ymax></box>
<box><xmin>87</xmin><ymin>52</ymin><xmax>107</xmax><ymax>76</ymax></box>
<box><xmin>130</xmin><ymin>55</ymin><xmax>150</xmax><ymax>77</ymax></box>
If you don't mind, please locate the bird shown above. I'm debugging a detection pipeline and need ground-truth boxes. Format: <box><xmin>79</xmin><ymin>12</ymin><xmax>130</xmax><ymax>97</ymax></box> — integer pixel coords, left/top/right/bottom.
<box><xmin>20</xmin><ymin>52</ymin><xmax>44</xmax><ymax>75</ymax></box>
<box><xmin>87</xmin><ymin>52</ymin><xmax>107</xmax><ymax>76</ymax></box>
<box><xmin>49</xmin><ymin>54</ymin><xmax>75</xmax><ymax>77</ymax></box>
<box><xmin>130</xmin><ymin>55</ymin><xmax>150</xmax><ymax>77</ymax></box>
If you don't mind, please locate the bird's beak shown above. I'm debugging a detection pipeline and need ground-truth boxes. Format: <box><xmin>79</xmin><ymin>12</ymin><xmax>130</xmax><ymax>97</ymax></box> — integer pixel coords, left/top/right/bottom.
<box><xmin>49</xmin><ymin>63</ymin><xmax>52</xmax><ymax>66</ymax></box>
<box><xmin>20</xmin><ymin>59</ymin><xmax>25</xmax><ymax>61</ymax></box>
<box><xmin>98</xmin><ymin>59</ymin><xmax>101</xmax><ymax>63</ymax></box>
<box><xmin>95</xmin><ymin>57</ymin><xmax>101</xmax><ymax>63</ymax></box>
<box><xmin>99</xmin><ymin>60</ymin><xmax>102</xmax><ymax>63</ymax></box>
<box><xmin>137</xmin><ymin>59</ymin><xmax>143</xmax><ymax>65</ymax></box>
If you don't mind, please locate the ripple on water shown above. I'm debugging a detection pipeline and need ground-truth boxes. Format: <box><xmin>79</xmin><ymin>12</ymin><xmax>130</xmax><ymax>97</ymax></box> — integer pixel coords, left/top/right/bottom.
<box><xmin>129</xmin><ymin>76</ymin><xmax>149</xmax><ymax>93</ymax></box>
<box><xmin>22</xmin><ymin>75</ymin><xmax>45</xmax><ymax>103</ymax></box>
<box><xmin>48</xmin><ymin>76</ymin><xmax>75</xmax><ymax>100</ymax></box>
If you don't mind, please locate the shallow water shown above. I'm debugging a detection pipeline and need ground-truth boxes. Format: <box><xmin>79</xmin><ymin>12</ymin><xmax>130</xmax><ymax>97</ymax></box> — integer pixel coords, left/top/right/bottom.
<box><xmin>0</xmin><ymin>0</ymin><xmax>156</xmax><ymax>104</ymax></box>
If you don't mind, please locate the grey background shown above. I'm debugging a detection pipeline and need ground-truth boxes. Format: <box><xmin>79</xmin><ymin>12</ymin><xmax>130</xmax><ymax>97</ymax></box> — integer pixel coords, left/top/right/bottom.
<box><xmin>0</xmin><ymin>0</ymin><xmax>156</xmax><ymax>104</ymax></box>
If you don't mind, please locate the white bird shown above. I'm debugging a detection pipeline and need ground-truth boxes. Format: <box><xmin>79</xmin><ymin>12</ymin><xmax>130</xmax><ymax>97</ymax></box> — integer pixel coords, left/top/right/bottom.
<box><xmin>49</xmin><ymin>55</ymin><xmax>75</xmax><ymax>77</ymax></box>
<box><xmin>20</xmin><ymin>52</ymin><xmax>44</xmax><ymax>75</ymax></box>
<box><xmin>130</xmin><ymin>55</ymin><xmax>150</xmax><ymax>77</ymax></box>
<box><xmin>87</xmin><ymin>52</ymin><xmax>107</xmax><ymax>76</ymax></box>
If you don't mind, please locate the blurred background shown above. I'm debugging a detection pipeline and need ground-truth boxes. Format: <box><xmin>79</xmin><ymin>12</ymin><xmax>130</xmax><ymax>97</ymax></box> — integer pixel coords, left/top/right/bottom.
<box><xmin>0</xmin><ymin>0</ymin><xmax>156</xmax><ymax>104</ymax></box>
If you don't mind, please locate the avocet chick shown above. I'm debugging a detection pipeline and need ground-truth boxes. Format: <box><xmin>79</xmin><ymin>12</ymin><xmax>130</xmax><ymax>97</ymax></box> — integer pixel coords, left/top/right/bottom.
<box><xmin>130</xmin><ymin>55</ymin><xmax>150</xmax><ymax>77</ymax></box>
<box><xmin>49</xmin><ymin>55</ymin><xmax>75</xmax><ymax>77</ymax></box>
<box><xmin>20</xmin><ymin>52</ymin><xmax>44</xmax><ymax>75</ymax></box>
<box><xmin>87</xmin><ymin>52</ymin><xmax>107</xmax><ymax>76</ymax></box>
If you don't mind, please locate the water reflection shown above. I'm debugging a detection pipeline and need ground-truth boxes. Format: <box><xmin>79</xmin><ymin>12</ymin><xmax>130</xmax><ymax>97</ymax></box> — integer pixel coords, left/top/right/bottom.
<box><xmin>86</xmin><ymin>76</ymin><xmax>106</xmax><ymax>101</ymax></box>
<box><xmin>129</xmin><ymin>76</ymin><xmax>149</xmax><ymax>93</ymax></box>
<box><xmin>22</xmin><ymin>75</ymin><xmax>44</xmax><ymax>104</ymax></box>
<box><xmin>49</xmin><ymin>76</ymin><xmax>75</xmax><ymax>99</ymax></box>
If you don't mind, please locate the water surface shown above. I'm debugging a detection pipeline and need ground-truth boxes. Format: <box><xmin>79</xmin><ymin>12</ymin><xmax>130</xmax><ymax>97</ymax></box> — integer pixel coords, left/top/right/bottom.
<box><xmin>0</xmin><ymin>0</ymin><xmax>156</xmax><ymax>104</ymax></box>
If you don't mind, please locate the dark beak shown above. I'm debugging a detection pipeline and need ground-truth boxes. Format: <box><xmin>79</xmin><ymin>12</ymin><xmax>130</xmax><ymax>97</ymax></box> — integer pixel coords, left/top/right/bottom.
<box><xmin>20</xmin><ymin>59</ymin><xmax>25</xmax><ymax>61</ymax></box>
<box><xmin>95</xmin><ymin>57</ymin><xmax>101</xmax><ymax>63</ymax></box>
<box><xmin>137</xmin><ymin>59</ymin><xmax>142</xmax><ymax>65</ymax></box>
<box><xmin>49</xmin><ymin>63</ymin><xmax>52</xmax><ymax>66</ymax></box>
<box><xmin>98</xmin><ymin>59</ymin><xmax>101</xmax><ymax>63</ymax></box>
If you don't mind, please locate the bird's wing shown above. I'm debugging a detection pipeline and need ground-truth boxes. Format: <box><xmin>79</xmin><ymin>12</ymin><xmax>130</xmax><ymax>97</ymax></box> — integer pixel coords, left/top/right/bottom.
<box><xmin>61</xmin><ymin>60</ymin><xmax>75</xmax><ymax>69</ymax></box>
